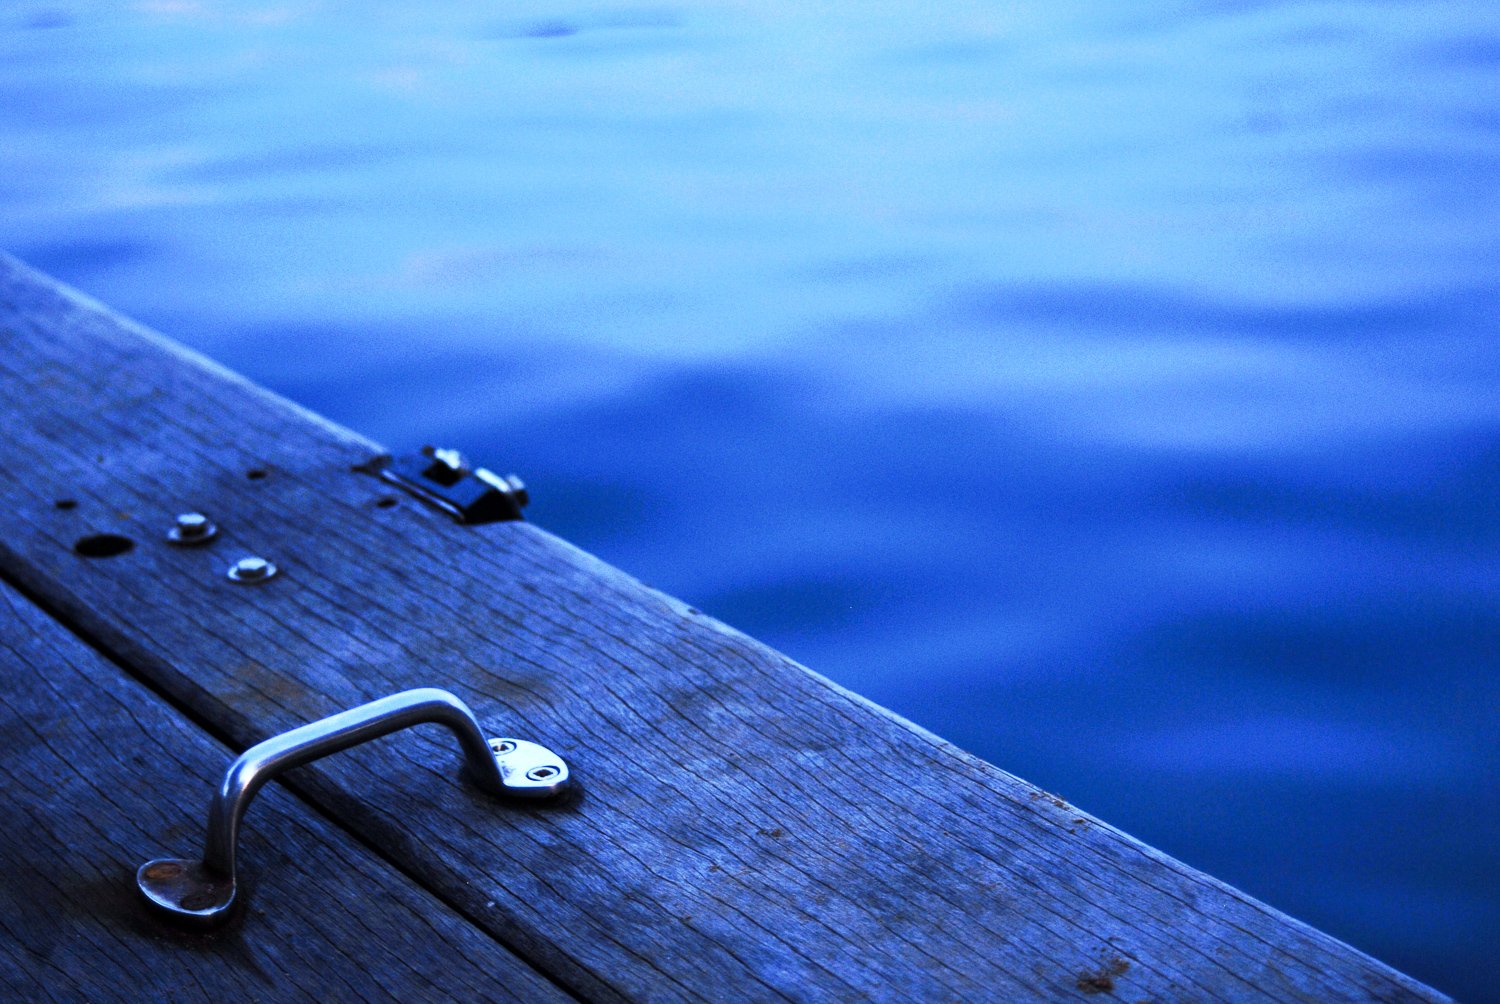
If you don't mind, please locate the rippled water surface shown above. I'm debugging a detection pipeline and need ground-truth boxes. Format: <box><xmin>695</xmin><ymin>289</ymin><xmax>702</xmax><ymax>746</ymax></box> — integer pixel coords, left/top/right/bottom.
<box><xmin>4</xmin><ymin>2</ymin><xmax>1497</xmax><ymax>997</ymax></box>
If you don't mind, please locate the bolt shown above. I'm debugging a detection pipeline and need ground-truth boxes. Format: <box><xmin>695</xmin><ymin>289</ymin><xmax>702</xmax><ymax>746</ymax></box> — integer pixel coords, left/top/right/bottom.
<box><xmin>503</xmin><ymin>474</ymin><xmax>529</xmax><ymax>508</ymax></box>
<box><xmin>143</xmin><ymin>861</ymin><xmax>183</xmax><ymax>881</ymax></box>
<box><xmin>179</xmin><ymin>892</ymin><xmax>216</xmax><ymax>912</ymax></box>
<box><xmin>177</xmin><ymin>513</ymin><xmax>209</xmax><ymax>536</ymax></box>
<box><xmin>422</xmin><ymin>446</ymin><xmax>470</xmax><ymax>482</ymax></box>
<box><xmin>166</xmin><ymin>511</ymin><xmax>219</xmax><ymax>546</ymax></box>
<box><xmin>227</xmin><ymin>556</ymin><xmax>277</xmax><ymax>584</ymax></box>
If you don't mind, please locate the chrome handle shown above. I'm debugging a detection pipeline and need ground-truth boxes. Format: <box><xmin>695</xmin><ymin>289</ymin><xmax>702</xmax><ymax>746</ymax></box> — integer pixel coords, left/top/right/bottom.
<box><xmin>137</xmin><ymin>687</ymin><xmax>570</xmax><ymax>927</ymax></box>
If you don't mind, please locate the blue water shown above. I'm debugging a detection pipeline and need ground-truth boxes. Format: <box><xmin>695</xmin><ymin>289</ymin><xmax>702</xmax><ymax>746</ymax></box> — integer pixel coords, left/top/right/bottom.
<box><xmin>4</xmin><ymin>2</ymin><xmax>1497</xmax><ymax>997</ymax></box>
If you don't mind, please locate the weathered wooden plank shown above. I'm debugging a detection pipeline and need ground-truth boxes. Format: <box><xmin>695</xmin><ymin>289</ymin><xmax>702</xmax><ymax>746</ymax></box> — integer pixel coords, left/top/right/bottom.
<box><xmin>0</xmin><ymin>576</ymin><xmax>572</xmax><ymax>1003</ymax></box>
<box><xmin>0</xmin><ymin>252</ymin><xmax>1449</xmax><ymax>1002</ymax></box>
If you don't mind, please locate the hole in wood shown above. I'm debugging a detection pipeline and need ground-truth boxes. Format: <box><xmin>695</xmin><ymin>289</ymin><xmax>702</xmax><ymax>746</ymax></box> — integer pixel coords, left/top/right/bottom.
<box><xmin>375</xmin><ymin>495</ymin><xmax>399</xmax><ymax>509</ymax></box>
<box><xmin>54</xmin><ymin>498</ymin><xmax>78</xmax><ymax>510</ymax></box>
<box><xmin>246</xmin><ymin>468</ymin><xmax>268</xmax><ymax>480</ymax></box>
<box><xmin>74</xmin><ymin>533</ymin><xmax>134</xmax><ymax>558</ymax></box>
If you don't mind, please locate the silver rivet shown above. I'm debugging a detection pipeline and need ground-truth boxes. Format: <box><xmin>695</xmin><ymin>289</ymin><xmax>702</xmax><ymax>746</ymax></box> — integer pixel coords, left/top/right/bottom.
<box><xmin>227</xmin><ymin>556</ymin><xmax>277</xmax><ymax>584</ymax></box>
<box><xmin>526</xmin><ymin>766</ymin><xmax>559</xmax><ymax>781</ymax></box>
<box><xmin>166</xmin><ymin>512</ymin><xmax>218</xmax><ymax>546</ymax></box>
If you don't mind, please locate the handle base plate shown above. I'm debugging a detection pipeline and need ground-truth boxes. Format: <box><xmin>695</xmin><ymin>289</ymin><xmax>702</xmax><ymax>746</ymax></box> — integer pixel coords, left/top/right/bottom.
<box><xmin>488</xmin><ymin>737</ymin><xmax>570</xmax><ymax>797</ymax></box>
<box><xmin>137</xmin><ymin>858</ymin><xmax>236</xmax><ymax>927</ymax></box>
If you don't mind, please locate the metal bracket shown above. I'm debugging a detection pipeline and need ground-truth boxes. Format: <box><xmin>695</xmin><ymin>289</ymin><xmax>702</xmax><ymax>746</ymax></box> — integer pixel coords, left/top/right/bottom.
<box><xmin>137</xmin><ymin>688</ymin><xmax>569</xmax><ymax>928</ymax></box>
<box><xmin>377</xmin><ymin>446</ymin><xmax>528</xmax><ymax>524</ymax></box>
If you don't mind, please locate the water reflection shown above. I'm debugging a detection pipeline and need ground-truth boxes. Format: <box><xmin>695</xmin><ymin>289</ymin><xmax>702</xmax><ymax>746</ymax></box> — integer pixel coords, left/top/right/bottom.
<box><xmin>3</xmin><ymin>1</ymin><xmax>1497</xmax><ymax>998</ymax></box>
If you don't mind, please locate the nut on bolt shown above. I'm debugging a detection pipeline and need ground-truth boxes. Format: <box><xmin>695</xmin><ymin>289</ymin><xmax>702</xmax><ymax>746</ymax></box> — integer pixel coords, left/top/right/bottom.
<box><xmin>227</xmin><ymin>556</ymin><xmax>277</xmax><ymax>584</ymax></box>
<box><xmin>502</xmin><ymin>474</ymin><xmax>528</xmax><ymax>508</ymax></box>
<box><xmin>167</xmin><ymin>512</ymin><xmax>219</xmax><ymax>546</ymax></box>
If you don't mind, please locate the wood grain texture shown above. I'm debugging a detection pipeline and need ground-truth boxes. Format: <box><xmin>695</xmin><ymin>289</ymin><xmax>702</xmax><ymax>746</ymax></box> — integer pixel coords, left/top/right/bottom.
<box><xmin>0</xmin><ymin>578</ymin><xmax>572</xmax><ymax>1003</ymax></box>
<box><xmin>0</xmin><ymin>252</ymin><xmax>1449</xmax><ymax>1002</ymax></box>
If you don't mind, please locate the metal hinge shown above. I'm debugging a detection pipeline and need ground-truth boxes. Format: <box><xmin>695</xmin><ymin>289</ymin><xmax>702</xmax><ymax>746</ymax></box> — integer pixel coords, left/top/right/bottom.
<box><xmin>376</xmin><ymin>446</ymin><xmax>529</xmax><ymax>524</ymax></box>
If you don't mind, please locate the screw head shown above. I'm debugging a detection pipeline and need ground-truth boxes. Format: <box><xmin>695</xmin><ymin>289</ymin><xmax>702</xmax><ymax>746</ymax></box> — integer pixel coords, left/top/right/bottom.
<box><xmin>227</xmin><ymin>556</ymin><xmax>277</xmax><ymax>584</ymax></box>
<box><xmin>166</xmin><ymin>512</ymin><xmax>218</xmax><ymax>546</ymax></box>
<box><xmin>526</xmin><ymin>765</ymin><xmax>560</xmax><ymax>782</ymax></box>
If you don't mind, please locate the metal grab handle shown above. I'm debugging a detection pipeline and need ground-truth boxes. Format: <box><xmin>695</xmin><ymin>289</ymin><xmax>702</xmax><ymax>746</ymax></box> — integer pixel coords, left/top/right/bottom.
<box><xmin>137</xmin><ymin>688</ymin><xmax>570</xmax><ymax>927</ymax></box>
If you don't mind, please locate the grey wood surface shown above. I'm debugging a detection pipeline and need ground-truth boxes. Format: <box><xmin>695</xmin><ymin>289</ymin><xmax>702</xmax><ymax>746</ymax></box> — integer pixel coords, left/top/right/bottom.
<box><xmin>0</xmin><ymin>576</ymin><xmax>572</xmax><ymax>1003</ymax></box>
<box><xmin>0</xmin><ymin>252</ymin><xmax>1449</xmax><ymax>1002</ymax></box>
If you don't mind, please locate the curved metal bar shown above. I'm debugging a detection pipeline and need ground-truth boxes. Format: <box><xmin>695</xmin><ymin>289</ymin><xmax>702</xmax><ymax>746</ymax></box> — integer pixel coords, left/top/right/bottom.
<box><xmin>137</xmin><ymin>688</ymin><xmax>569</xmax><ymax>927</ymax></box>
<box><xmin>206</xmin><ymin>688</ymin><xmax>504</xmax><ymax>875</ymax></box>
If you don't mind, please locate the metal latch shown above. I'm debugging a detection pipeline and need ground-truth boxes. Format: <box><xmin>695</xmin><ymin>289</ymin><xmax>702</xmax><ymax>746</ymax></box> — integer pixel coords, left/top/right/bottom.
<box><xmin>378</xmin><ymin>446</ymin><xmax>529</xmax><ymax>524</ymax></box>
